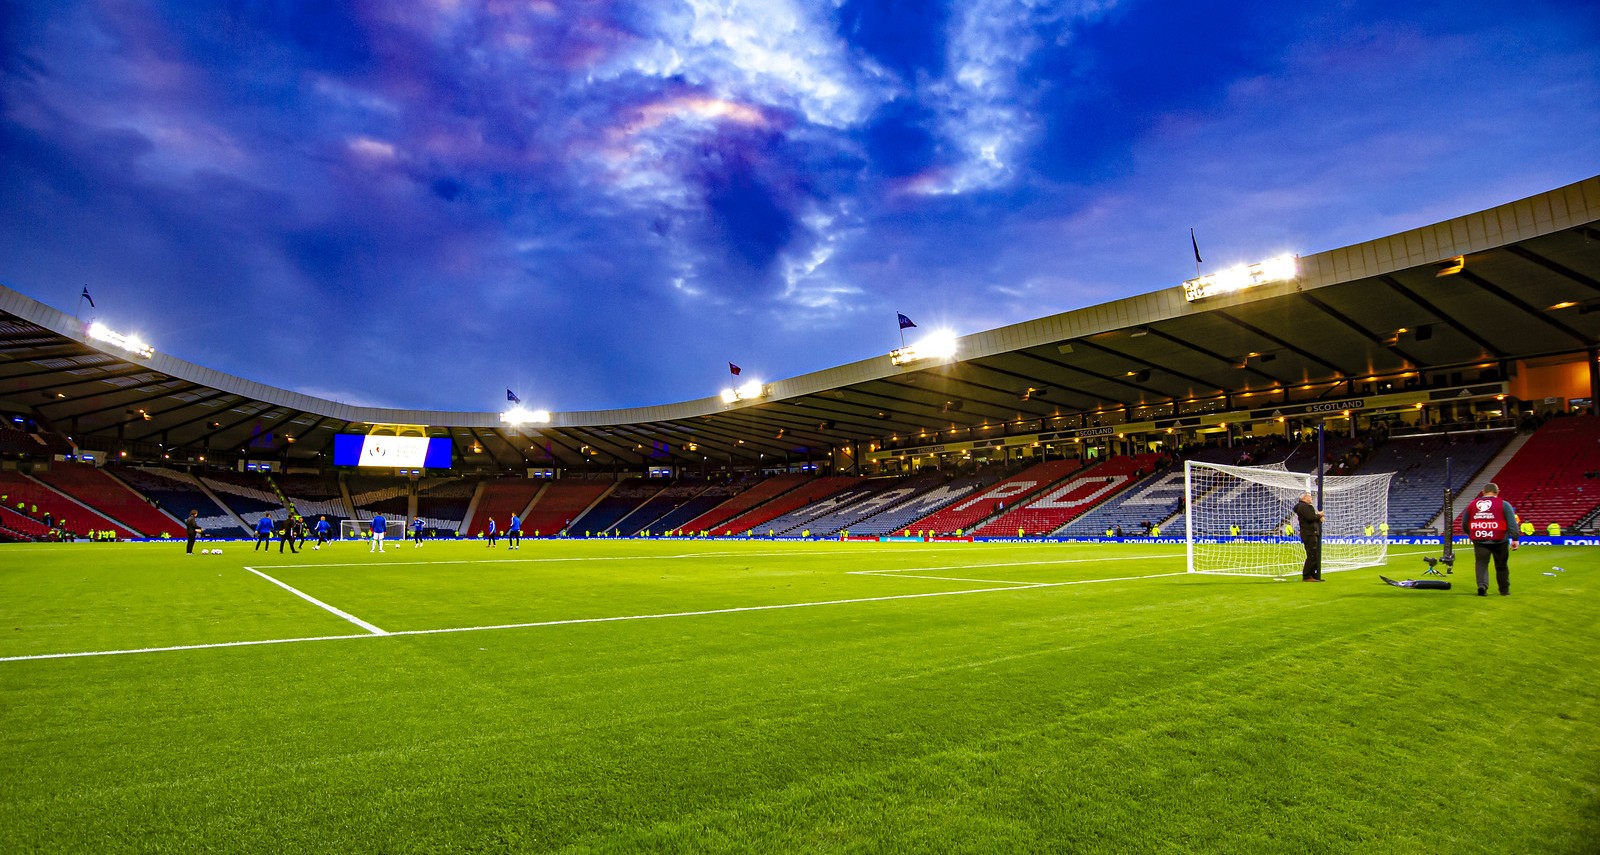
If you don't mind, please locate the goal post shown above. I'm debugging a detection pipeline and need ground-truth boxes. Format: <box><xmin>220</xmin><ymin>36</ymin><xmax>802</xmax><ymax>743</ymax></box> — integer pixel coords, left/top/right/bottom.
<box><xmin>1185</xmin><ymin>461</ymin><xmax>1392</xmax><ymax>576</ymax></box>
<box><xmin>341</xmin><ymin>519</ymin><xmax>407</xmax><ymax>541</ymax></box>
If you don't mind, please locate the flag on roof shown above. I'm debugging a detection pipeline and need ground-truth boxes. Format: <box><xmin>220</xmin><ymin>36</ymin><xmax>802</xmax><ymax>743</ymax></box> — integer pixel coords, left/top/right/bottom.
<box><xmin>1190</xmin><ymin>229</ymin><xmax>1203</xmax><ymax>265</ymax></box>
<box><xmin>81</xmin><ymin>287</ymin><xmax>95</xmax><ymax>308</ymax></box>
<box><xmin>729</xmin><ymin>363</ymin><xmax>742</xmax><ymax>376</ymax></box>
<box><xmin>897</xmin><ymin>313</ymin><xmax>916</xmax><ymax>330</ymax></box>
<box><xmin>506</xmin><ymin>389</ymin><xmax>521</xmax><ymax>404</ymax></box>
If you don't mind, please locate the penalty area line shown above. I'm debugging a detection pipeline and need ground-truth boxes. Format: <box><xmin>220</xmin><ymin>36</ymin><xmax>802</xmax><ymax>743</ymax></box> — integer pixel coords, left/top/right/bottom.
<box><xmin>245</xmin><ymin>567</ymin><xmax>388</xmax><ymax>636</ymax></box>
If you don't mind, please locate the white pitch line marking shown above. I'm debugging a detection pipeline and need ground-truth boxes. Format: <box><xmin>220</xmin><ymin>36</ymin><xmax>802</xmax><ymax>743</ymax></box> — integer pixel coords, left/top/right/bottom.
<box><xmin>245</xmin><ymin>567</ymin><xmax>388</xmax><ymax>636</ymax></box>
<box><xmin>273</xmin><ymin>550</ymin><xmax>818</xmax><ymax>569</ymax></box>
<box><xmin>850</xmin><ymin>552</ymin><xmax>1172</xmax><ymax>576</ymax></box>
<box><xmin>0</xmin><ymin>571</ymin><xmax>1186</xmax><ymax>663</ymax></box>
<box><xmin>863</xmin><ymin>573</ymin><xmax>1044</xmax><ymax>585</ymax></box>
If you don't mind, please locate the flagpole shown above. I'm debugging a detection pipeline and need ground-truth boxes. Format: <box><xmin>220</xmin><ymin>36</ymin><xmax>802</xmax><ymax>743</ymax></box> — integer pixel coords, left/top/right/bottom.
<box><xmin>898</xmin><ymin>315</ymin><xmax>906</xmax><ymax>350</ymax></box>
<box><xmin>77</xmin><ymin>286</ymin><xmax>87</xmax><ymax>321</ymax></box>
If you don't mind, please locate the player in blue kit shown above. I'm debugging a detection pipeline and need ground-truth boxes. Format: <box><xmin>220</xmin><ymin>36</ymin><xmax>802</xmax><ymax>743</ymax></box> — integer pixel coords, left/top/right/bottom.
<box><xmin>254</xmin><ymin>515</ymin><xmax>273</xmax><ymax>551</ymax></box>
<box><xmin>370</xmin><ymin>513</ymin><xmax>387</xmax><ymax>553</ymax></box>
<box><xmin>313</xmin><ymin>516</ymin><xmax>330</xmax><ymax>550</ymax></box>
<box><xmin>507</xmin><ymin>513</ymin><xmax>522</xmax><ymax>550</ymax></box>
<box><xmin>412</xmin><ymin>516</ymin><xmax>424</xmax><ymax>547</ymax></box>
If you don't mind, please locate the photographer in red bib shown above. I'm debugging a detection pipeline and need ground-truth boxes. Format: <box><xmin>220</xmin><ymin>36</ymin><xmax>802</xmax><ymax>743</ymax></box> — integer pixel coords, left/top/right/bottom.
<box><xmin>1463</xmin><ymin>482</ymin><xmax>1520</xmax><ymax>597</ymax></box>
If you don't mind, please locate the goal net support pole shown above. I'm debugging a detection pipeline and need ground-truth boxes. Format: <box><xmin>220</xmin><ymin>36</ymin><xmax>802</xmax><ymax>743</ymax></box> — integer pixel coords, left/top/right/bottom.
<box><xmin>1185</xmin><ymin>460</ymin><xmax>1392</xmax><ymax>577</ymax></box>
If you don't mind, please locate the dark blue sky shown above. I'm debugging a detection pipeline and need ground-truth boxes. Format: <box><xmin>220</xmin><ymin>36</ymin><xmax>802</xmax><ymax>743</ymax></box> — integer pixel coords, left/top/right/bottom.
<box><xmin>4</xmin><ymin>1</ymin><xmax>1598</xmax><ymax>412</ymax></box>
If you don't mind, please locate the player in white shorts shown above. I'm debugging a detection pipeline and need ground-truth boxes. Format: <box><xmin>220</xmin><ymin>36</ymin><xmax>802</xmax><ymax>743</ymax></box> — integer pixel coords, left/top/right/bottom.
<box><xmin>370</xmin><ymin>513</ymin><xmax>387</xmax><ymax>552</ymax></box>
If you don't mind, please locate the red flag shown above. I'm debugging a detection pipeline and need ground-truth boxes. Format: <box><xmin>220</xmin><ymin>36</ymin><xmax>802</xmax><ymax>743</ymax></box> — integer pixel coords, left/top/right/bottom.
<box><xmin>729</xmin><ymin>363</ymin><xmax>742</xmax><ymax>376</ymax></box>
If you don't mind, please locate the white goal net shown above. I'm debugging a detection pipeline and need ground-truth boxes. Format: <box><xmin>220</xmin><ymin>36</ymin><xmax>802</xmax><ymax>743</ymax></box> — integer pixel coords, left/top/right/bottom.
<box><xmin>341</xmin><ymin>519</ymin><xmax>408</xmax><ymax>540</ymax></box>
<box><xmin>1185</xmin><ymin>461</ymin><xmax>1392</xmax><ymax>576</ymax></box>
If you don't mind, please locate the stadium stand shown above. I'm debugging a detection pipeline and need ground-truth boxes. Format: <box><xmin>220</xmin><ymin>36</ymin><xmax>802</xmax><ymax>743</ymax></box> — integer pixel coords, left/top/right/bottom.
<box><xmin>613</xmin><ymin>481</ymin><xmax>711</xmax><ymax>534</ymax></box>
<box><xmin>0</xmin><ymin>425</ymin><xmax>74</xmax><ymax>457</ymax></box>
<box><xmin>116</xmin><ymin>467</ymin><xmax>242</xmax><ymax>535</ymax></box>
<box><xmin>1462</xmin><ymin>415</ymin><xmax>1600</xmax><ymax>532</ymax></box>
<box><xmin>415</xmin><ymin>477</ymin><xmax>477</xmax><ymax>533</ymax></box>
<box><xmin>469</xmin><ymin>479</ymin><xmax>545</xmax><ymax>536</ymax></box>
<box><xmin>680</xmin><ymin>474</ymin><xmax>809</xmax><ymax>533</ymax></box>
<box><xmin>1356</xmin><ymin>431</ymin><xmax>1513</xmax><ymax>532</ymax></box>
<box><xmin>846</xmin><ymin>471</ymin><xmax>1005</xmax><ymax>536</ymax></box>
<box><xmin>0</xmin><ymin>469</ymin><xmax>132</xmax><ymax>538</ymax></box>
<box><xmin>975</xmin><ymin>454</ymin><xmax>1165</xmax><ymax>536</ymax></box>
<box><xmin>648</xmin><ymin>481</ymin><xmax>748</xmax><ymax>533</ymax></box>
<box><xmin>791</xmin><ymin>473</ymin><xmax>949</xmax><ymax>537</ymax></box>
<box><xmin>761</xmin><ymin>478</ymin><xmax>888</xmax><ymax>536</ymax></box>
<box><xmin>0</xmin><ymin>503</ymin><xmax>49</xmax><ymax>541</ymax></box>
<box><xmin>200</xmin><ymin>471</ymin><xmax>285</xmax><ymax>523</ymax></box>
<box><xmin>347</xmin><ymin>475</ymin><xmax>411</xmax><ymax>519</ymax></box>
<box><xmin>712</xmin><ymin>476</ymin><xmax>859</xmax><ymax>536</ymax></box>
<box><xmin>1062</xmin><ymin>466</ymin><xmax>1187</xmax><ymax>536</ymax></box>
<box><xmin>912</xmin><ymin>459</ymin><xmax>1084</xmax><ymax>535</ymax></box>
<box><xmin>32</xmin><ymin>462</ymin><xmax>184</xmax><ymax>537</ymax></box>
<box><xmin>275</xmin><ymin>473</ymin><xmax>349</xmax><ymax>522</ymax></box>
<box><xmin>523</xmin><ymin>480</ymin><xmax>614</xmax><ymax>536</ymax></box>
<box><xmin>570</xmin><ymin>480</ymin><xmax>663</xmax><ymax>535</ymax></box>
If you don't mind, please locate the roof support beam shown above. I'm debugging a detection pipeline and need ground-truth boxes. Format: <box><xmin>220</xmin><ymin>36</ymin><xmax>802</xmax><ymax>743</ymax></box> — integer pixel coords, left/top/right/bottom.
<box><xmin>1457</xmin><ymin>269</ymin><xmax>1594</xmax><ymax>346</ymax></box>
<box><xmin>1378</xmin><ymin>275</ymin><xmax>1505</xmax><ymax>359</ymax></box>
<box><xmin>1298</xmin><ymin>293</ymin><xmax>1425</xmax><ymax>368</ymax></box>
<box><xmin>1211</xmin><ymin>310</ymin><xmax>1354</xmax><ymax>377</ymax></box>
<box><xmin>1503</xmin><ymin>245</ymin><xmax>1600</xmax><ymax>294</ymax></box>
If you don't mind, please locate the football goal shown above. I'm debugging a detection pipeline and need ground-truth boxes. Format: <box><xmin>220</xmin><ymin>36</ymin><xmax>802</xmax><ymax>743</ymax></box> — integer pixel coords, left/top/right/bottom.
<box><xmin>1185</xmin><ymin>461</ymin><xmax>1392</xmax><ymax>576</ymax></box>
<box><xmin>341</xmin><ymin>518</ymin><xmax>408</xmax><ymax>541</ymax></box>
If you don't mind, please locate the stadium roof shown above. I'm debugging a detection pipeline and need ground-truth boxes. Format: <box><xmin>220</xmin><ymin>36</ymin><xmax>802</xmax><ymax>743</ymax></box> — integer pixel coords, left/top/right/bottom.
<box><xmin>4</xmin><ymin>176</ymin><xmax>1599</xmax><ymax>471</ymax></box>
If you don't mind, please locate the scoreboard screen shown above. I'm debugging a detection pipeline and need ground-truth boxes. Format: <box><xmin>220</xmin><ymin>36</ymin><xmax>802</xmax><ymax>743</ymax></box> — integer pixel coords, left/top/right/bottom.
<box><xmin>332</xmin><ymin>434</ymin><xmax>452</xmax><ymax>469</ymax></box>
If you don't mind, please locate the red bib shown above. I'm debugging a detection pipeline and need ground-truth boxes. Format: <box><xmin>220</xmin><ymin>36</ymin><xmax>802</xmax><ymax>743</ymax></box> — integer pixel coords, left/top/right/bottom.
<box><xmin>1465</xmin><ymin>495</ymin><xmax>1508</xmax><ymax>540</ymax></box>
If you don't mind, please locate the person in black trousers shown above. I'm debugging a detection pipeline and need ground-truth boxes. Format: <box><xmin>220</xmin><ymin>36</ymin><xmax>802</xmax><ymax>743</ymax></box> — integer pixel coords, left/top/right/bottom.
<box><xmin>1293</xmin><ymin>492</ymin><xmax>1324</xmax><ymax>581</ymax></box>
<box><xmin>184</xmin><ymin>510</ymin><xmax>202</xmax><ymax>555</ymax></box>
<box><xmin>278</xmin><ymin>516</ymin><xmax>299</xmax><ymax>553</ymax></box>
<box><xmin>1464</xmin><ymin>482</ymin><xmax>1520</xmax><ymax>596</ymax></box>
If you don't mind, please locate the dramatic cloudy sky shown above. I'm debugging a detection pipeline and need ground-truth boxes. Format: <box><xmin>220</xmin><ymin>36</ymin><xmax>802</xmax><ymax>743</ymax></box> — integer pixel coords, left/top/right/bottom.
<box><xmin>4</xmin><ymin>1</ymin><xmax>1598</xmax><ymax>413</ymax></box>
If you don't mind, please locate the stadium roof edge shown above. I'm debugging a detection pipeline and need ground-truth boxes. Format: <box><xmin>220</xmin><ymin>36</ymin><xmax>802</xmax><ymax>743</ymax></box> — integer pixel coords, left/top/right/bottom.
<box><xmin>3</xmin><ymin>174</ymin><xmax>1597</xmax><ymax>433</ymax></box>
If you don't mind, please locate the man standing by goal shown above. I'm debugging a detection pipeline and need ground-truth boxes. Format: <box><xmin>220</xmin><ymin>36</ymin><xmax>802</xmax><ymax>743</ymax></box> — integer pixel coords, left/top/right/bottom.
<box><xmin>1294</xmin><ymin>492</ymin><xmax>1324</xmax><ymax>581</ymax></box>
<box><xmin>411</xmin><ymin>516</ymin><xmax>424</xmax><ymax>547</ymax></box>
<box><xmin>370</xmin><ymin>512</ymin><xmax>388</xmax><ymax>553</ymax></box>
<box><xmin>1464</xmin><ymin>482</ymin><xmax>1519</xmax><ymax>596</ymax></box>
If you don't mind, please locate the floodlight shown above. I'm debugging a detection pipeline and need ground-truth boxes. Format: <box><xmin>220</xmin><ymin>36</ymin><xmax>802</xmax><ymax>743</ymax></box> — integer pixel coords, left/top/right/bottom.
<box><xmin>890</xmin><ymin>329</ymin><xmax>960</xmax><ymax>365</ymax></box>
<box><xmin>500</xmin><ymin>406</ymin><xmax>551</xmax><ymax>426</ymax></box>
<box><xmin>1182</xmin><ymin>253</ymin><xmax>1299</xmax><ymax>302</ymax></box>
<box><xmin>720</xmin><ymin>379</ymin><xmax>767</xmax><ymax>404</ymax></box>
<box><xmin>86</xmin><ymin>321</ymin><xmax>155</xmax><ymax>358</ymax></box>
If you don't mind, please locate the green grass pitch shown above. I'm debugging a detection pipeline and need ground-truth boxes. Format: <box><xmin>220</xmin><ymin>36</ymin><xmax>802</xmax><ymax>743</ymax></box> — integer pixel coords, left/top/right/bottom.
<box><xmin>2</xmin><ymin>538</ymin><xmax>1596</xmax><ymax>853</ymax></box>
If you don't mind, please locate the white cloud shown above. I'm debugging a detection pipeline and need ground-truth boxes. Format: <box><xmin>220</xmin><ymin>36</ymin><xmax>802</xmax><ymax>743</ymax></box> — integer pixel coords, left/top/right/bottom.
<box><xmin>910</xmin><ymin>1</ymin><xmax>1105</xmax><ymax>196</ymax></box>
<box><xmin>629</xmin><ymin>0</ymin><xmax>888</xmax><ymax>129</ymax></box>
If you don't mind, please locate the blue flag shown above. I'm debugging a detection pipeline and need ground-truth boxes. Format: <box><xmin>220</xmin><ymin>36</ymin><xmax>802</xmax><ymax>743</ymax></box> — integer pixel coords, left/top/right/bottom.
<box><xmin>81</xmin><ymin>287</ymin><xmax>95</xmax><ymax>308</ymax></box>
<box><xmin>1190</xmin><ymin>229</ymin><xmax>1203</xmax><ymax>265</ymax></box>
<box><xmin>506</xmin><ymin>389</ymin><xmax>521</xmax><ymax>404</ymax></box>
<box><xmin>897</xmin><ymin>313</ymin><xmax>916</xmax><ymax>330</ymax></box>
